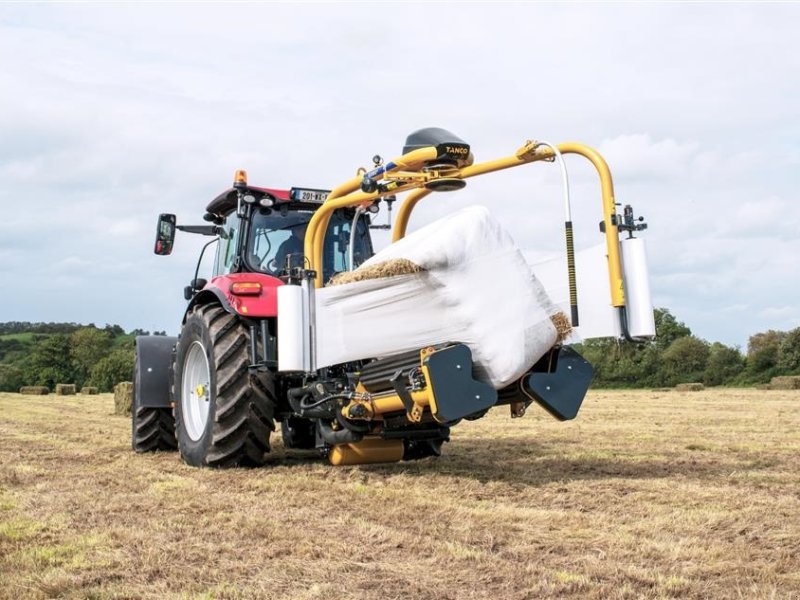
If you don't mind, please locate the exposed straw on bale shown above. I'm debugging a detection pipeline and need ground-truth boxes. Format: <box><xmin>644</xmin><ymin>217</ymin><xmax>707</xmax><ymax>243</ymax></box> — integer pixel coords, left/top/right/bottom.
<box><xmin>676</xmin><ymin>383</ymin><xmax>705</xmax><ymax>392</ymax></box>
<box><xmin>19</xmin><ymin>386</ymin><xmax>49</xmax><ymax>395</ymax></box>
<box><xmin>114</xmin><ymin>382</ymin><xmax>133</xmax><ymax>416</ymax></box>
<box><xmin>769</xmin><ymin>376</ymin><xmax>800</xmax><ymax>390</ymax></box>
<box><xmin>327</xmin><ymin>258</ymin><xmax>424</xmax><ymax>286</ymax></box>
<box><xmin>81</xmin><ymin>386</ymin><xmax>99</xmax><ymax>395</ymax></box>
<box><xmin>550</xmin><ymin>312</ymin><xmax>572</xmax><ymax>342</ymax></box>
<box><xmin>55</xmin><ymin>383</ymin><xmax>77</xmax><ymax>396</ymax></box>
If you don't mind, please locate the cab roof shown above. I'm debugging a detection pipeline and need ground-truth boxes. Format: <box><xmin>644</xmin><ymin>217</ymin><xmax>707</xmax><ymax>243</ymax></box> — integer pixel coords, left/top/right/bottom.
<box><xmin>205</xmin><ymin>186</ymin><xmax>291</xmax><ymax>216</ymax></box>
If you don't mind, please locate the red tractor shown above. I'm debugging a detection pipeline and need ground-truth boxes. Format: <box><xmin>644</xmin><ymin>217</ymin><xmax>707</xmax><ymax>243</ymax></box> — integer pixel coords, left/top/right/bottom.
<box><xmin>133</xmin><ymin>128</ymin><xmax>651</xmax><ymax>468</ymax></box>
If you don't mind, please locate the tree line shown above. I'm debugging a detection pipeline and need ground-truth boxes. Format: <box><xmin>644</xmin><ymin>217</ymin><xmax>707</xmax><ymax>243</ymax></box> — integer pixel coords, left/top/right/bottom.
<box><xmin>1</xmin><ymin>311</ymin><xmax>798</xmax><ymax>393</ymax></box>
<box><xmin>0</xmin><ymin>323</ymin><xmax>166</xmax><ymax>393</ymax></box>
<box><xmin>574</xmin><ymin>309</ymin><xmax>800</xmax><ymax>387</ymax></box>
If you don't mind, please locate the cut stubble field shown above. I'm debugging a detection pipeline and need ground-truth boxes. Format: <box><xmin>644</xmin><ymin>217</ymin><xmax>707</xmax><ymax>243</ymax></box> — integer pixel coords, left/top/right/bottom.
<box><xmin>0</xmin><ymin>389</ymin><xmax>798</xmax><ymax>599</ymax></box>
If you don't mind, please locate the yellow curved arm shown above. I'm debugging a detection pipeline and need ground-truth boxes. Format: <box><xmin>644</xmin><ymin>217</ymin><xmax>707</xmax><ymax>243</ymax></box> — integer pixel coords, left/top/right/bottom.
<box><xmin>392</xmin><ymin>142</ymin><xmax>625</xmax><ymax>307</ymax></box>
<box><xmin>304</xmin><ymin>140</ymin><xmax>625</xmax><ymax>308</ymax></box>
<box><xmin>556</xmin><ymin>143</ymin><xmax>625</xmax><ymax>307</ymax></box>
<box><xmin>304</xmin><ymin>146</ymin><xmax>438</xmax><ymax>286</ymax></box>
<box><xmin>391</xmin><ymin>188</ymin><xmax>431</xmax><ymax>242</ymax></box>
<box><xmin>392</xmin><ymin>141</ymin><xmax>552</xmax><ymax>240</ymax></box>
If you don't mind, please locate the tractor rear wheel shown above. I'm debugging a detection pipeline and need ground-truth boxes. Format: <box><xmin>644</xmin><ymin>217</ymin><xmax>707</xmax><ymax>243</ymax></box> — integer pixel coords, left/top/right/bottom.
<box><xmin>174</xmin><ymin>304</ymin><xmax>276</xmax><ymax>467</ymax></box>
<box><xmin>132</xmin><ymin>406</ymin><xmax>177</xmax><ymax>452</ymax></box>
<box><xmin>131</xmin><ymin>351</ymin><xmax>177</xmax><ymax>453</ymax></box>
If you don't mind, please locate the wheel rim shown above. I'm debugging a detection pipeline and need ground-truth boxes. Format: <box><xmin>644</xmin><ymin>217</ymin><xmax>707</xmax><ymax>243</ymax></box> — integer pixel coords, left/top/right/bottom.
<box><xmin>182</xmin><ymin>341</ymin><xmax>211</xmax><ymax>442</ymax></box>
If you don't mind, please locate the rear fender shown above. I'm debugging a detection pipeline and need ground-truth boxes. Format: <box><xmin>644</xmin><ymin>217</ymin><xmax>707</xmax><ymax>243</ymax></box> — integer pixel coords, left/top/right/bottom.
<box><xmin>184</xmin><ymin>288</ymin><xmax>233</xmax><ymax>322</ymax></box>
<box><xmin>135</xmin><ymin>335</ymin><xmax>178</xmax><ymax>409</ymax></box>
<box><xmin>184</xmin><ymin>274</ymin><xmax>283</xmax><ymax>322</ymax></box>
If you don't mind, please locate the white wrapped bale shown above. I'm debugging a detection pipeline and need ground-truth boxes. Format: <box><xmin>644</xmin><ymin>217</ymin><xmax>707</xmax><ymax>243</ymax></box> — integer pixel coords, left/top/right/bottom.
<box><xmin>316</xmin><ymin>206</ymin><xmax>563</xmax><ymax>389</ymax></box>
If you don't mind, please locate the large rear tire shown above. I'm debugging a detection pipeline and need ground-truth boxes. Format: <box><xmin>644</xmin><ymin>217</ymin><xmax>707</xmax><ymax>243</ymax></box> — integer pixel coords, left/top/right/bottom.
<box><xmin>131</xmin><ymin>350</ymin><xmax>177</xmax><ymax>453</ymax></box>
<box><xmin>132</xmin><ymin>407</ymin><xmax>177</xmax><ymax>453</ymax></box>
<box><xmin>174</xmin><ymin>304</ymin><xmax>276</xmax><ymax>468</ymax></box>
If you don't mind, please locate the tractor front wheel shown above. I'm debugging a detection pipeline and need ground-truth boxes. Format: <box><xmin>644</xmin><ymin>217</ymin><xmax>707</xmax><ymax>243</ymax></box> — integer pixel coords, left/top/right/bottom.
<box><xmin>174</xmin><ymin>304</ymin><xmax>276</xmax><ymax>467</ymax></box>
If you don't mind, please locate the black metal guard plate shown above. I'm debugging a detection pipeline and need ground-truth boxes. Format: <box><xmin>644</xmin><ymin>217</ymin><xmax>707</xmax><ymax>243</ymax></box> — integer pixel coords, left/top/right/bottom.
<box><xmin>523</xmin><ymin>346</ymin><xmax>594</xmax><ymax>421</ymax></box>
<box><xmin>424</xmin><ymin>344</ymin><xmax>497</xmax><ymax>423</ymax></box>
<box><xmin>135</xmin><ymin>336</ymin><xmax>178</xmax><ymax>408</ymax></box>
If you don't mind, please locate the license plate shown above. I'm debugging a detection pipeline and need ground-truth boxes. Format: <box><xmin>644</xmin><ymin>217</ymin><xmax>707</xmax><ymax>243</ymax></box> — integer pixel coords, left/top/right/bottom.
<box><xmin>290</xmin><ymin>187</ymin><xmax>330</xmax><ymax>203</ymax></box>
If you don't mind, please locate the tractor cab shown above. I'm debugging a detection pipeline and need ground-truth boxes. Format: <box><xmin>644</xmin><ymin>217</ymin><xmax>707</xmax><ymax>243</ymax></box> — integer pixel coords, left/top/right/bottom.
<box><xmin>156</xmin><ymin>175</ymin><xmax>376</xmax><ymax>284</ymax></box>
<box><xmin>212</xmin><ymin>193</ymin><xmax>374</xmax><ymax>283</ymax></box>
<box><xmin>206</xmin><ymin>178</ymin><xmax>375</xmax><ymax>283</ymax></box>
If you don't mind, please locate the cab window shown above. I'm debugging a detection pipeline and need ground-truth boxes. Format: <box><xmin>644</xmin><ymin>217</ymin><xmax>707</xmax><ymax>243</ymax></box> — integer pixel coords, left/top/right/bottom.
<box><xmin>246</xmin><ymin>208</ymin><xmax>372</xmax><ymax>281</ymax></box>
<box><xmin>213</xmin><ymin>212</ymin><xmax>240</xmax><ymax>276</ymax></box>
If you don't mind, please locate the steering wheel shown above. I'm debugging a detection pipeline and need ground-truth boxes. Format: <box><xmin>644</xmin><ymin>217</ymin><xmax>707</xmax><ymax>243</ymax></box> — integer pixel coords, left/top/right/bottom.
<box><xmin>265</xmin><ymin>258</ymin><xmax>280</xmax><ymax>275</ymax></box>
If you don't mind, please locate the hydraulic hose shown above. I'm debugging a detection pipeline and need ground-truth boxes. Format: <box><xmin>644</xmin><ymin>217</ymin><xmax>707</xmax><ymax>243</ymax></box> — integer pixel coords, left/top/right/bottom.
<box><xmin>288</xmin><ymin>386</ymin><xmax>368</xmax><ymax>445</ymax></box>
<box><xmin>287</xmin><ymin>387</ymin><xmax>371</xmax><ymax>432</ymax></box>
<box><xmin>288</xmin><ymin>386</ymin><xmax>337</xmax><ymax>419</ymax></box>
<box><xmin>348</xmin><ymin>206</ymin><xmax>366</xmax><ymax>271</ymax></box>
<box><xmin>301</xmin><ymin>393</ymin><xmax>352</xmax><ymax>411</ymax></box>
<box><xmin>536</xmin><ymin>141</ymin><xmax>579</xmax><ymax>327</ymax></box>
<box><xmin>618</xmin><ymin>306</ymin><xmax>649</xmax><ymax>344</ymax></box>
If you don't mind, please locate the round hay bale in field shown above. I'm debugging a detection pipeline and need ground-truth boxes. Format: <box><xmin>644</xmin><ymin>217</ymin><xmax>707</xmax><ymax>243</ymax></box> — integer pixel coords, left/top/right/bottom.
<box><xmin>55</xmin><ymin>383</ymin><xmax>77</xmax><ymax>396</ymax></box>
<box><xmin>675</xmin><ymin>382</ymin><xmax>705</xmax><ymax>392</ymax></box>
<box><xmin>114</xmin><ymin>381</ymin><xmax>133</xmax><ymax>416</ymax></box>
<box><xmin>81</xmin><ymin>386</ymin><xmax>99</xmax><ymax>395</ymax></box>
<box><xmin>769</xmin><ymin>376</ymin><xmax>800</xmax><ymax>390</ymax></box>
<box><xmin>19</xmin><ymin>386</ymin><xmax>49</xmax><ymax>395</ymax></box>
<box><xmin>327</xmin><ymin>258</ymin><xmax>423</xmax><ymax>286</ymax></box>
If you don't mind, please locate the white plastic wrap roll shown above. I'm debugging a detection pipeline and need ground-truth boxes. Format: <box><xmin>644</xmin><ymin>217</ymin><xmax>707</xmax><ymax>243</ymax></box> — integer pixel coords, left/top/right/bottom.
<box><xmin>277</xmin><ymin>285</ymin><xmax>307</xmax><ymax>372</ymax></box>
<box><xmin>621</xmin><ymin>237</ymin><xmax>656</xmax><ymax>337</ymax></box>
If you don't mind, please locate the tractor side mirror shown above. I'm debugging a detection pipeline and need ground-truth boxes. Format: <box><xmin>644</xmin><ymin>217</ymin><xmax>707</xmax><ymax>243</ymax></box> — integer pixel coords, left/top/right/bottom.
<box><xmin>154</xmin><ymin>213</ymin><xmax>176</xmax><ymax>255</ymax></box>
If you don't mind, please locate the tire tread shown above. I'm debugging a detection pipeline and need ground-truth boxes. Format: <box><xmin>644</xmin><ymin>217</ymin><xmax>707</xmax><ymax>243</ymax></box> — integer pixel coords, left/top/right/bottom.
<box><xmin>132</xmin><ymin>406</ymin><xmax>177</xmax><ymax>453</ymax></box>
<box><xmin>178</xmin><ymin>305</ymin><xmax>276</xmax><ymax>468</ymax></box>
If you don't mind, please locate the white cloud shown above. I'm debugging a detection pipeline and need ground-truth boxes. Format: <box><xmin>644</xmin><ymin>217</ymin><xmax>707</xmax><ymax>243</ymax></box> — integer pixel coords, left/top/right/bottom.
<box><xmin>0</xmin><ymin>3</ymin><xmax>799</xmax><ymax>349</ymax></box>
<box><xmin>758</xmin><ymin>306</ymin><xmax>797</xmax><ymax>320</ymax></box>
<box><xmin>599</xmin><ymin>134</ymin><xmax>699</xmax><ymax>181</ymax></box>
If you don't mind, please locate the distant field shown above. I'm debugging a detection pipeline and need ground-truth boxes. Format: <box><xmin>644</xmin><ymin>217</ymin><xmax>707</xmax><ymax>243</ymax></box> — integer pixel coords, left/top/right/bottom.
<box><xmin>1</xmin><ymin>389</ymin><xmax>799</xmax><ymax>599</ymax></box>
<box><xmin>0</xmin><ymin>333</ymin><xmax>39</xmax><ymax>342</ymax></box>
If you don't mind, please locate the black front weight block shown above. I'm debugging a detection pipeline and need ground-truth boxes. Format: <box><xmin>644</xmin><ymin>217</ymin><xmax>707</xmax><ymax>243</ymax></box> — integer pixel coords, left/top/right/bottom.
<box><xmin>424</xmin><ymin>344</ymin><xmax>497</xmax><ymax>423</ymax></box>
<box><xmin>523</xmin><ymin>346</ymin><xmax>594</xmax><ymax>421</ymax></box>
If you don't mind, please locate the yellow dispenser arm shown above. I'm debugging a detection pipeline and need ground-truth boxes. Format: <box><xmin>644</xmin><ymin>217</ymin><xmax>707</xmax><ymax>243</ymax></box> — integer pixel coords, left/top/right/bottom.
<box><xmin>304</xmin><ymin>139</ymin><xmax>625</xmax><ymax>310</ymax></box>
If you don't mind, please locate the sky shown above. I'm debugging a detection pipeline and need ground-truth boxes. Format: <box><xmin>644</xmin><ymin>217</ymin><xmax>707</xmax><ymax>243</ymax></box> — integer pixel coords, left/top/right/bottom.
<box><xmin>0</xmin><ymin>3</ymin><xmax>798</xmax><ymax>350</ymax></box>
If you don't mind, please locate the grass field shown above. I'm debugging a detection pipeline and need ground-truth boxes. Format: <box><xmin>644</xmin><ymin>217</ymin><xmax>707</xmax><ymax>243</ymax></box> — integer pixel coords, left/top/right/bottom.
<box><xmin>1</xmin><ymin>389</ymin><xmax>798</xmax><ymax>599</ymax></box>
<box><xmin>0</xmin><ymin>333</ymin><xmax>39</xmax><ymax>342</ymax></box>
